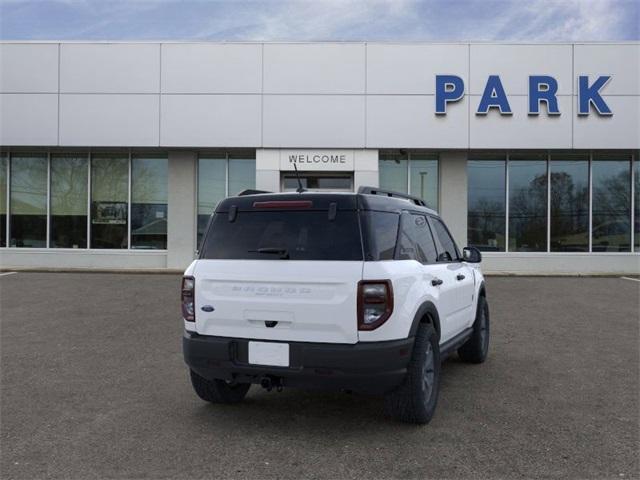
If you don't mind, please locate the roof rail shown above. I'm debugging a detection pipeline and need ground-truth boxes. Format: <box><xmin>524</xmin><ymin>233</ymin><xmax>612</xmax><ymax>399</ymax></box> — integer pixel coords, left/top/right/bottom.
<box><xmin>357</xmin><ymin>186</ymin><xmax>427</xmax><ymax>207</ymax></box>
<box><xmin>237</xmin><ymin>189</ymin><xmax>272</xmax><ymax>196</ymax></box>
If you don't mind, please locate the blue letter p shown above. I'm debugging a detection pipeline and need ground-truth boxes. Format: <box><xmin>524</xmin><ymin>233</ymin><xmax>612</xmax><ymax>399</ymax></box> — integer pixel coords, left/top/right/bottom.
<box><xmin>435</xmin><ymin>75</ymin><xmax>464</xmax><ymax>115</ymax></box>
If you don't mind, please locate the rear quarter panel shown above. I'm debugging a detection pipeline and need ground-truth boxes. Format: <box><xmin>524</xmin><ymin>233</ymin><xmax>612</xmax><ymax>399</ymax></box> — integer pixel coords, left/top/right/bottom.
<box><xmin>359</xmin><ymin>260</ymin><xmax>439</xmax><ymax>342</ymax></box>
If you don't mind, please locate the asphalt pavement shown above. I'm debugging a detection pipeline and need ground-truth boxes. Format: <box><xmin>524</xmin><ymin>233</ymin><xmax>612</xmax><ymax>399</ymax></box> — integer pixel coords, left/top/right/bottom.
<box><xmin>1</xmin><ymin>273</ymin><xmax>638</xmax><ymax>479</ymax></box>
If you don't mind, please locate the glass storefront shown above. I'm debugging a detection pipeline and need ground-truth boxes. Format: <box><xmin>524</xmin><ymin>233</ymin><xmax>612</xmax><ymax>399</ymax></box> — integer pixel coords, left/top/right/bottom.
<box><xmin>10</xmin><ymin>154</ymin><xmax>47</xmax><ymax>248</ymax></box>
<box><xmin>50</xmin><ymin>154</ymin><xmax>88</xmax><ymax>248</ymax></box>
<box><xmin>549</xmin><ymin>154</ymin><xmax>589</xmax><ymax>252</ymax></box>
<box><xmin>468</xmin><ymin>156</ymin><xmax>506</xmax><ymax>251</ymax></box>
<box><xmin>0</xmin><ymin>155</ymin><xmax>6</xmax><ymax>247</ymax></box>
<box><xmin>379</xmin><ymin>151</ymin><xmax>438</xmax><ymax>210</ymax></box>
<box><xmin>91</xmin><ymin>154</ymin><xmax>128</xmax><ymax>249</ymax></box>
<box><xmin>468</xmin><ymin>151</ymin><xmax>638</xmax><ymax>253</ymax></box>
<box><xmin>508</xmin><ymin>153</ymin><xmax>548</xmax><ymax>252</ymax></box>
<box><xmin>197</xmin><ymin>152</ymin><xmax>256</xmax><ymax>247</ymax></box>
<box><xmin>0</xmin><ymin>151</ymin><xmax>170</xmax><ymax>250</ymax></box>
<box><xmin>131</xmin><ymin>155</ymin><xmax>168</xmax><ymax>249</ymax></box>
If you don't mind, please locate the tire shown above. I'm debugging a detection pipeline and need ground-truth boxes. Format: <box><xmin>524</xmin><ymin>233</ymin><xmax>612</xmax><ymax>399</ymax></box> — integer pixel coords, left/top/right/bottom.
<box><xmin>457</xmin><ymin>295</ymin><xmax>490</xmax><ymax>364</ymax></box>
<box><xmin>189</xmin><ymin>370</ymin><xmax>251</xmax><ymax>404</ymax></box>
<box><xmin>384</xmin><ymin>323</ymin><xmax>441</xmax><ymax>425</ymax></box>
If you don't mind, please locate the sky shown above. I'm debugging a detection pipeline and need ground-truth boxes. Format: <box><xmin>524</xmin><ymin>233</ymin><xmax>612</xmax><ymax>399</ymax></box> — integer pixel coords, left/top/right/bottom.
<box><xmin>0</xmin><ymin>0</ymin><xmax>638</xmax><ymax>42</ymax></box>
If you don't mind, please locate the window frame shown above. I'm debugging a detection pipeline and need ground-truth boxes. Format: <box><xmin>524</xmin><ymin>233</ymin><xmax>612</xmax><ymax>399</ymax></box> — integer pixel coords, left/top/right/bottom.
<box><xmin>467</xmin><ymin>150</ymin><xmax>638</xmax><ymax>255</ymax></box>
<box><xmin>427</xmin><ymin>215</ymin><xmax>462</xmax><ymax>263</ymax></box>
<box><xmin>395</xmin><ymin>211</ymin><xmax>440</xmax><ymax>265</ymax></box>
<box><xmin>195</xmin><ymin>151</ymin><xmax>256</xmax><ymax>253</ymax></box>
<box><xmin>379</xmin><ymin>150</ymin><xmax>439</xmax><ymax>211</ymax></box>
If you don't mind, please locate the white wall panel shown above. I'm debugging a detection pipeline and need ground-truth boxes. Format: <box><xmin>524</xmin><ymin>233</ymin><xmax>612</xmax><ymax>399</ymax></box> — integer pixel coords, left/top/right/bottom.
<box><xmin>469</xmin><ymin>95</ymin><xmax>573</xmax><ymax>149</ymax></box>
<box><xmin>367</xmin><ymin>44</ymin><xmax>468</xmax><ymax>94</ymax></box>
<box><xmin>574</xmin><ymin>44</ymin><xmax>640</xmax><ymax>95</ymax></box>
<box><xmin>161</xmin><ymin>94</ymin><xmax>261</xmax><ymax>147</ymax></box>
<box><xmin>573</xmin><ymin>96</ymin><xmax>640</xmax><ymax>149</ymax></box>
<box><xmin>366</xmin><ymin>95</ymin><xmax>468</xmax><ymax>148</ymax></box>
<box><xmin>0</xmin><ymin>94</ymin><xmax>58</xmax><ymax>145</ymax></box>
<box><xmin>0</xmin><ymin>44</ymin><xmax>58</xmax><ymax>93</ymax></box>
<box><xmin>59</xmin><ymin>94</ymin><xmax>159</xmax><ymax>146</ymax></box>
<box><xmin>264</xmin><ymin>43</ymin><xmax>365</xmax><ymax>94</ymax></box>
<box><xmin>60</xmin><ymin>43</ymin><xmax>160</xmax><ymax>93</ymax></box>
<box><xmin>470</xmin><ymin>44</ymin><xmax>573</xmax><ymax>95</ymax></box>
<box><xmin>263</xmin><ymin>95</ymin><xmax>364</xmax><ymax>147</ymax></box>
<box><xmin>161</xmin><ymin>44</ymin><xmax>262</xmax><ymax>93</ymax></box>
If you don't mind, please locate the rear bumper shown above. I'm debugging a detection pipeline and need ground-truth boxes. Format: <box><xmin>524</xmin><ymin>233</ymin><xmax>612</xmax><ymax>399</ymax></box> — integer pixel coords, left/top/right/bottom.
<box><xmin>183</xmin><ymin>331</ymin><xmax>414</xmax><ymax>394</ymax></box>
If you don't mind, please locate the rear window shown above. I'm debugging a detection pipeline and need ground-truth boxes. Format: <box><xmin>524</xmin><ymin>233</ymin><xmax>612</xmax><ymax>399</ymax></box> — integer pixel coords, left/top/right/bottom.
<box><xmin>200</xmin><ymin>210</ymin><xmax>363</xmax><ymax>261</ymax></box>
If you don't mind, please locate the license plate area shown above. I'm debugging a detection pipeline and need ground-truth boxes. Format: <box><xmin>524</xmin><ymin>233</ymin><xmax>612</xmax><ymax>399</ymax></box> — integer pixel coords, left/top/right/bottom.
<box><xmin>248</xmin><ymin>341</ymin><xmax>290</xmax><ymax>367</ymax></box>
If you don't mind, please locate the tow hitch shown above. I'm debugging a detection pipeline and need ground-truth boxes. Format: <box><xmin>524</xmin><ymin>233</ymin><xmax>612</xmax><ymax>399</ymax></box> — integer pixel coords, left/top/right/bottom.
<box><xmin>260</xmin><ymin>375</ymin><xmax>284</xmax><ymax>392</ymax></box>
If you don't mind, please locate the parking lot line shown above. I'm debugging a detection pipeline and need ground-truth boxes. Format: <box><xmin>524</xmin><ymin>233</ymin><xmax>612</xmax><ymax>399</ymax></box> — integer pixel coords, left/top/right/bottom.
<box><xmin>620</xmin><ymin>276</ymin><xmax>640</xmax><ymax>282</ymax></box>
<box><xmin>0</xmin><ymin>272</ymin><xmax>17</xmax><ymax>277</ymax></box>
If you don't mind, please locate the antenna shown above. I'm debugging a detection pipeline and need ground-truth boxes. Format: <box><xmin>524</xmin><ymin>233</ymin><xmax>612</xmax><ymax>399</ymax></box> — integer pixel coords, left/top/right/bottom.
<box><xmin>292</xmin><ymin>163</ymin><xmax>306</xmax><ymax>193</ymax></box>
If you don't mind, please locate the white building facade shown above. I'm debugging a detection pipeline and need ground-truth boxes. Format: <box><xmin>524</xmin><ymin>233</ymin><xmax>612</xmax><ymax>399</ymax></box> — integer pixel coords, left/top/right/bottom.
<box><xmin>0</xmin><ymin>41</ymin><xmax>638</xmax><ymax>274</ymax></box>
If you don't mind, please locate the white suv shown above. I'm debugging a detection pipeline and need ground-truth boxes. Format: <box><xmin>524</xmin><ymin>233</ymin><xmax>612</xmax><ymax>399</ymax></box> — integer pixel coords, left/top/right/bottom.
<box><xmin>182</xmin><ymin>187</ymin><xmax>489</xmax><ymax>424</ymax></box>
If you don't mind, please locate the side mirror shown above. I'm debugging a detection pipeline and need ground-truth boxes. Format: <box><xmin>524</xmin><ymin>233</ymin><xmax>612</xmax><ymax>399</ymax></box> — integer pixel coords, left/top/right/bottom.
<box><xmin>463</xmin><ymin>246</ymin><xmax>482</xmax><ymax>263</ymax></box>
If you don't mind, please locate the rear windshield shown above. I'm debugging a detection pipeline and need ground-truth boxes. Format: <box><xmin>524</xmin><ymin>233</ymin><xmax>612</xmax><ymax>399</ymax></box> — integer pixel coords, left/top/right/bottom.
<box><xmin>200</xmin><ymin>210</ymin><xmax>363</xmax><ymax>261</ymax></box>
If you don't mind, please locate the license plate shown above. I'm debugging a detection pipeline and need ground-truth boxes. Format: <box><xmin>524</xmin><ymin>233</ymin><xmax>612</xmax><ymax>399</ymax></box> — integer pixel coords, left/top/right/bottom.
<box><xmin>248</xmin><ymin>341</ymin><xmax>290</xmax><ymax>367</ymax></box>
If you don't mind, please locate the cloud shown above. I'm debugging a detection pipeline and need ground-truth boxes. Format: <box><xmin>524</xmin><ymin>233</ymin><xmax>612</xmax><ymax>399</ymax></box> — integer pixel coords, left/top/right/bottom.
<box><xmin>0</xmin><ymin>0</ymin><xmax>637</xmax><ymax>41</ymax></box>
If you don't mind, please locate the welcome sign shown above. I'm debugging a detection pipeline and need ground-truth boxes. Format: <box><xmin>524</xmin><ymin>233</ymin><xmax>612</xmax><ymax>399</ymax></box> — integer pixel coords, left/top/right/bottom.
<box><xmin>279</xmin><ymin>150</ymin><xmax>355</xmax><ymax>171</ymax></box>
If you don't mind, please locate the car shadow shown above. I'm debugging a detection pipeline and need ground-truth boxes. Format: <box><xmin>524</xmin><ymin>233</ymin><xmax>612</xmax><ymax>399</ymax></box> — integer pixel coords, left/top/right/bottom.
<box><xmin>187</xmin><ymin>355</ymin><xmax>469</xmax><ymax>431</ymax></box>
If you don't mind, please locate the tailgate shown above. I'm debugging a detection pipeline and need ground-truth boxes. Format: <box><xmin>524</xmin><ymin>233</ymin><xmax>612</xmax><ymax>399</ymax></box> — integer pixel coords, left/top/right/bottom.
<box><xmin>194</xmin><ymin>260</ymin><xmax>362</xmax><ymax>344</ymax></box>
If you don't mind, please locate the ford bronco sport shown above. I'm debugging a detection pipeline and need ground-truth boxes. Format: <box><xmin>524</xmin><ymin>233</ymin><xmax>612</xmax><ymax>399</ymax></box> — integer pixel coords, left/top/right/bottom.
<box><xmin>182</xmin><ymin>187</ymin><xmax>489</xmax><ymax>424</ymax></box>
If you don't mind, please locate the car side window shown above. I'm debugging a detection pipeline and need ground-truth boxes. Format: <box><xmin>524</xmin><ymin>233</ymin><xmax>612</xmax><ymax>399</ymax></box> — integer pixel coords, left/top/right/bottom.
<box><xmin>397</xmin><ymin>212</ymin><xmax>438</xmax><ymax>264</ymax></box>
<box><xmin>429</xmin><ymin>217</ymin><xmax>460</xmax><ymax>262</ymax></box>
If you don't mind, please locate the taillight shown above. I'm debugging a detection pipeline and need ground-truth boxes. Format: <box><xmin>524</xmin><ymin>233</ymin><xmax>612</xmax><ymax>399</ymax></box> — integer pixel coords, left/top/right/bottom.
<box><xmin>181</xmin><ymin>276</ymin><xmax>195</xmax><ymax>322</ymax></box>
<box><xmin>357</xmin><ymin>280</ymin><xmax>393</xmax><ymax>330</ymax></box>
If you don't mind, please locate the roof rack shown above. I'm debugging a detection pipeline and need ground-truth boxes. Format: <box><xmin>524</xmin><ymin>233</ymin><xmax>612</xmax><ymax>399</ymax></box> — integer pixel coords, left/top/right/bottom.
<box><xmin>237</xmin><ymin>189</ymin><xmax>272</xmax><ymax>196</ymax></box>
<box><xmin>357</xmin><ymin>186</ymin><xmax>427</xmax><ymax>207</ymax></box>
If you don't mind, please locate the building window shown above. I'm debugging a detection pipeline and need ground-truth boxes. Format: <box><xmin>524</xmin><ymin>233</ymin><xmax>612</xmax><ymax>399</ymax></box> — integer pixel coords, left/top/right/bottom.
<box><xmin>592</xmin><ymin>153</ymin><xmax>631</xmax><ymax>252</ymax></box>
<box><xmin>197</xmin><ymin>151</ymin><xmax>256</xmax><ymax>248</ymax></box>
<box><xmin>91</xmin><ymin>154</ymin><xmax>128</xmax><ymax>249</ymax></box>
<box><xmin>468</xmin><ymin>156</ymin><xmax>506</xmax><ymax>252</ymax></box>
<box><xmin>10</xmin><ymin>154</ymin><xmax>47</xmax><ymax>248</ymax></box>
<box><xmin>50</xmin><ymin>154</ymin><xmax>88</xmax><ymax>248</ymax></box>
<box><xmin>550</xmin><ymin>154</ymin><xmax>589</xmax><ymax>252</ymax></box>
<box><xmin>0</xmin><ymin>154</ymin><xmax>7</xmax><ymax>247</ymax></box>
<box><xmin>635</xmin><ymin>157</ymin><xmax>639</xmax><ymax>251</ymax></box>
<box><xmin>131</xmin><ymin>155</ymin><xmax>168</xmax><ymax>249</ymax></box>
<box><xmin>508</xmin><ymin>153</ymin><xmax>548</xmax><ymax>252</ymax></box>
<box><xmin>379</xmin><ymin>151</ymin><xmax>439</xmax><ymax>210</ymax></box>
<box><xmin>468</xmin><ymin>151</ymin><xmax>637</xmax><ymax>253</ymax></box>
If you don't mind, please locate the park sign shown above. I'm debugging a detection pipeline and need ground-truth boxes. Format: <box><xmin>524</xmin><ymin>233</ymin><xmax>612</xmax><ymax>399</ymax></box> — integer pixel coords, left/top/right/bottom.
<box><xmin>435</xmin><ymin>75</ymin><xmax>613</xmax><ymax>116</ymax></box>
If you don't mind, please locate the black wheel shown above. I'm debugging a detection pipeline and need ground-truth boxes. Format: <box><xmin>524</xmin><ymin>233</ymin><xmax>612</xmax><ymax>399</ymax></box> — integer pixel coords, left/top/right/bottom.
<box><xmin>189</xmin><ymin>370</ymin><xmax>251</xmax><ymax>404</ymax></box>
<box><xmin>457</xmin><ymin>295</ymin><xmax>490</xmax><ymax>364</ymax></box>
<box><xmin>384</xmin><ymin>323</ymin><xmax>441</xmax><ymax>424</ymax></box>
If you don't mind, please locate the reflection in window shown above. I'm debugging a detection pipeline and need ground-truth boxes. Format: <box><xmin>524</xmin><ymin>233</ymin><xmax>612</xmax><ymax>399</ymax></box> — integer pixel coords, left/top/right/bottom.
<box><xmin>197</xmin><ymin>154</ymin><xmax>256</xmax><ymax>248</ymax></box>
<box><xmin>10</xmin><ymin>154</ymin><xmax>47</xmax><ymax>248</ymax></box>
<box><xmin>508</xmin><ymin>155</ymin><xmax>547</xmax><ymax>252</ymax></box>
<box><xmin>131</xmin><ymin>156</ymin><xmax>168</xmax><ymax>249</ymax></box>
<box><xmin>91</xmin><ymin>155</ymin><xmax>128</xmax><ymax>249</ymax></box>
<box><xmin>468</xmin><ymin>158</ymin><xmax>506</xmax><ymax>252</ymax></box>
<box><xmin>592</xmin><ymin>155</ymin><xmax>631</xmax><ymax>252</ymax></box>
<box><xmin>50</xmin><ymin>155</ymin><xmax>88</xmax><ymax>248</ymax></box>
<box><xmin>228</xmin><ymin>155</ymin><xmax>256</xmax><ymax>197</ymax></box>
<box><xmin>379</xmin><ymin>151</ymin><xmax>408</xmax><ymax>193</ymax></box>
<box><xmin>0</xmin><ymin>155</ymin><xmax>6</xmax><ymax>247</ymax></box>
<box><xmin>282</xmin><ymin>174</ymin><xmax>351</xmax><ymax>190</ymax></box>
<box><xmin>409</xmin><ymin>154</ymin><xmax>438</xmax><ymax>210</ymax></box>
<box><xmin>635</xmin><ymin>158</ymin><xmax>639</xmax><ymax>251</ymax></box>
<box><xmin>550</xmin><ymin>155</ymin><xmax>589</xmax><ymax>252</ymax></box>
<box><xmin>197</xmin><ymin>156</ymin><xmax>226</xmax><ymax>248</ymax></box>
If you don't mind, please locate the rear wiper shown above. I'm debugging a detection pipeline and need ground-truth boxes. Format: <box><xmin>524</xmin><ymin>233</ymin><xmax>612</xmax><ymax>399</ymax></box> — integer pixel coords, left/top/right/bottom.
<box><xmin>248</xmin><ymin>247</ymin><xmax>290</xmax><ymax>259</ymax></box>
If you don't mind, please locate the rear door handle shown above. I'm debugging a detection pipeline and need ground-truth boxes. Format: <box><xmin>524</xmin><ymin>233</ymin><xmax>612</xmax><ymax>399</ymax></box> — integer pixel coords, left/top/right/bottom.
<box><xmin>456</xmin><ymin>274</ymin><xmax>465</xmax><ymax>281</ymax></box>
<box><xmin>431</xmin><ymin>278</ymin><xmax>443</xmax><ymax>286</ymax></box>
